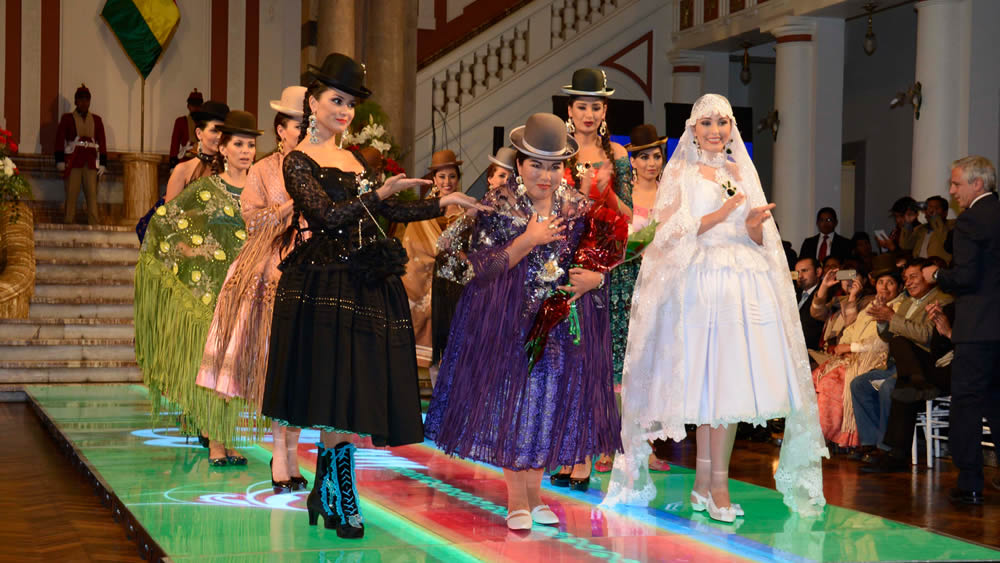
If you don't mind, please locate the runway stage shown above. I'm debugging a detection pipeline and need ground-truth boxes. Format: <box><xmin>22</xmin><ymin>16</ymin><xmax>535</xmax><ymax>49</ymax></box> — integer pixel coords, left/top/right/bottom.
<box><xmin>26</xmin><ymin>384</ymin><xmax>1000</xmax><ymax>562</ymax></box>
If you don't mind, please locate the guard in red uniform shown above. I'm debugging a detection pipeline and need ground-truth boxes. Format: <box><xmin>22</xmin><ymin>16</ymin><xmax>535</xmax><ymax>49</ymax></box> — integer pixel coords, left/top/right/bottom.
<box><xmin>168</xmin><ymin>89</ymin><xmax>204</xmax><ymax>170</ymax></box>
<box><xmin>54</xmin><ymin>84</ymin><xmax>108</xmax><ymax>224</ymax></box>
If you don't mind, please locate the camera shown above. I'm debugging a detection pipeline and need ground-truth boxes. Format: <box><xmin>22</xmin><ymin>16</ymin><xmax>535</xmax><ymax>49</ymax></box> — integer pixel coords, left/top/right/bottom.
<box><xmin>835</xmin><ymin>269</ymin><xmax>857</xmax><ymax>281</ymax></box>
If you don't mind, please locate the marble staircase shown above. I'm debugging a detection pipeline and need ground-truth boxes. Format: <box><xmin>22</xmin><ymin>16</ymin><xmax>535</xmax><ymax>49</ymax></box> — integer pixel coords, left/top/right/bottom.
<box><xmin>0</xmin><ymin>223</ymin><xmax>140</xmax><ymax>387</ymax></box>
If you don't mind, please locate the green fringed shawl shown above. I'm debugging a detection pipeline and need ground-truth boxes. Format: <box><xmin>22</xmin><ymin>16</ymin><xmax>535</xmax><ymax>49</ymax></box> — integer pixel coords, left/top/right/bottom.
<box><xmin>134</xmin><ymin>175</ymin><xmax>268</xmax><ymax>446</ymax></box>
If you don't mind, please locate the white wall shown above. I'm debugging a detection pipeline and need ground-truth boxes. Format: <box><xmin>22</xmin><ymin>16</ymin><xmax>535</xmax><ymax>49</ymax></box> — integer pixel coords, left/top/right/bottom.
<box><xmin>841</xmin><ymin>3</ymin><xmax>917</xmax><ymax>234</ymax></box>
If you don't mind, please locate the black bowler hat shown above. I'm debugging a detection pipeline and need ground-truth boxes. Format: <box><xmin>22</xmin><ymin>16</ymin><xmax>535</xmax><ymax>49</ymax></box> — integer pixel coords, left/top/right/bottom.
<box><xmin>561</xmin><ymin>68</ymin><xmax>615</xmax><ymax>97</ymax></box>
<box><xmin>307</xmin><ymin>53</ymin><xmax>372</xmax><ymax>99</ymax></box>
<box><xmin>191</xmin><ymin>100</ymin><xmax>230</xmax><ymax>123</ymax></box>
<box><xmin>216</xmin><ymin>111</ymin><xmax>263</xmax><ymax>137</ymax></box>
<box><xmin>625</xmin><ymin>124</ymin><xmax>667</xmax><ymax>152</ymax></box>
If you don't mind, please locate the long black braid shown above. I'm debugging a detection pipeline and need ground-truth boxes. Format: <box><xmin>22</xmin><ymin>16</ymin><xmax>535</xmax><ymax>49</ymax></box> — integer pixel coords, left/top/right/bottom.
<box><xmin>565</xmin><ymin>97</ymin><xmax>616</xmax><ymax>191</ymax></box>
<box><xmin>297</xmin><ymin>81</ymin><xmax>330</xmax><ymax>144</ymax></box>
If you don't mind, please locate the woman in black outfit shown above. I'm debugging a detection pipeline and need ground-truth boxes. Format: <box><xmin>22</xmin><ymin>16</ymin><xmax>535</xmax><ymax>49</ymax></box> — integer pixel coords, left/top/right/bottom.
<box><xmin>260</xmin><ymin>53</ymin><xmax>483</xmax><ymax>538</ymax></box>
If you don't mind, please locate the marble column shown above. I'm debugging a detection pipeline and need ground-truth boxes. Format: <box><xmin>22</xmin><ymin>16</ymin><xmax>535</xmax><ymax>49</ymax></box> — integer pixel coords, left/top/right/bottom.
<box><xmin>763</xmin><ymin>17</ymin><xmax>817</xmax><ymax>248</ymax></box>
<box><xmin>668</xmin><ymin>51</ymin><xmax>703</xmax><ymax>104</ymax></box>
<box><xmin>360</xmin><ymin>0</ymin><xmax>418</xmax><ymax>174</ymax></box>
<box><xmin>910</xmin><ymin>0</ymin><xmax>967</xmax><ymax>202</ymax></box>
<box><xmin>317</xmin><ymin>0</ymin><xmax>357</xmax><ymax>60</ymax></box>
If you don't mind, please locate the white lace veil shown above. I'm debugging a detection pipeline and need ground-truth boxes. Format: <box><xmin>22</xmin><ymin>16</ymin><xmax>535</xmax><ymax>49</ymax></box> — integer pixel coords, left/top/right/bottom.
<box><xmin>602</xmin><ymin>94</ymin><xmax>828</xmax><ymax>516</ymax></box>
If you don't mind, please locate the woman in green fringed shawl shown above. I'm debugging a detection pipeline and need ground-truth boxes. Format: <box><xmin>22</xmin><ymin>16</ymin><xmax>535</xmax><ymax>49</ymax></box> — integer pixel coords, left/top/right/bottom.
<box><xmin>135</xmin><ymin>110</ymin><xmax>264</xmax><ymax>466</ymax></box>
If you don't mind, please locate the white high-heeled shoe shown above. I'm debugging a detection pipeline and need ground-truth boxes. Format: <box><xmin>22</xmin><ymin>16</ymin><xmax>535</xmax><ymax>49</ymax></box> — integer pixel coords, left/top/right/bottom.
<box><xmin>530</xmin><ymin>504</ymin><xmax>560</xmax><ymax>525</ymax></box>
<box><xmin>506</xmin><ymin>509</ymin><xmax>533</xmax><ymax>530</ymax></box>
<box><xmin>690</xmin><ymin>489</ymin><xmax>744</xmax><ymax>517</ymax></box>
<box><xmin>706</xmin><ymin>492</ymin><xmax>738</xmax><ymax>523</ymax></box>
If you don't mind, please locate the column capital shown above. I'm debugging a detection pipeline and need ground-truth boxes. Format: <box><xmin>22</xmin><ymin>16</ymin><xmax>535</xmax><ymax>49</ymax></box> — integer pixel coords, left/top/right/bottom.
<box><xmin>668</xmin><ymin>50</ymin><xmax>703</xmax><ymax>72</ymax></box>
<box><xmin>762</xmin><ymin>16</ymin><xmax>817</xmax><ymax>43</ymax></box>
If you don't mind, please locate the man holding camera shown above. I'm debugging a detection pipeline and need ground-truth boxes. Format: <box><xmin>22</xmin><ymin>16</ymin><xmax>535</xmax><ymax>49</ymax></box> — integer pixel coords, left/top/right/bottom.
<box><xmin>902</xmin><ymin>195</ymin><xmax>954</xmax><ymax>262</ymax></box>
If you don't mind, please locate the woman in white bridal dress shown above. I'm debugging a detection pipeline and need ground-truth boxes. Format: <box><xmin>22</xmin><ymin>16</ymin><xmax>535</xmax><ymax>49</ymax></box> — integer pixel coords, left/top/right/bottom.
<box><xmin>602</xmin><ymin>94</ymin><xmax>827</xmax><ymax>522</ymax></box>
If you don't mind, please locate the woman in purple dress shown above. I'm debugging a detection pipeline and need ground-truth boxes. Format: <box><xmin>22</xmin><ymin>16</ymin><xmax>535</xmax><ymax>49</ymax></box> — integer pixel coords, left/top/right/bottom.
<box><xmin>425</xmin><ymin>113</ymin><xmax>621</xmax><ymax>531</ymax></box>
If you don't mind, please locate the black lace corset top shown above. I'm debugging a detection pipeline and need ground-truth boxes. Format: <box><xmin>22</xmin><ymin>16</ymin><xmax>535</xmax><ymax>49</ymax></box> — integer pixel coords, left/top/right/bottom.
<box><xmin>282</xmin><ymin>150</ymin><xmax>444</xmax><ymax>262</ymax></box>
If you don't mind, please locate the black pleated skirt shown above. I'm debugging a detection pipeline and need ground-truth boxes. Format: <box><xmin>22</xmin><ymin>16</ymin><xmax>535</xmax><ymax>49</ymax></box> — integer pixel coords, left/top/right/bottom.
<box><xmin>261</xmin><ymin>240</ymin><xmax>424</xmax><ymax>447</ymax></box>
<box><xmin>431</xmin><ymin>276</ymin><xmax>465</xmax><ymax>365</ymax></box>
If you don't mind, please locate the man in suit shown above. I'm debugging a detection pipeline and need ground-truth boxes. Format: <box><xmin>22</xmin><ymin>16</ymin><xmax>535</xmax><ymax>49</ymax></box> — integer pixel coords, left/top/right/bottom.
<box><xmin>902</xmin><ymin>195</ymin><xmax>955</xmax><ymax>262</ymax></box>
<box><xmin>800</xmin><ymin>207</ymin><xmax>852</xmax><ymax>263</ymax></box>
<box><xmin>923</xmin><ymin>156</ymin><xmax>1000</xmax><ymax>505</ymax></box>
<box><xmin>794</xmin><ymin>257</ymin><xmax>824</xmax><ymax>350</ymax></box>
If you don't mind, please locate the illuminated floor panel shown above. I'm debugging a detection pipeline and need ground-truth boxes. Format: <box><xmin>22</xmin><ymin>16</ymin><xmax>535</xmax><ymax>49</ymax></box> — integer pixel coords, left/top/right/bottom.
<box><xmin>25</xmin><ymin>384</ymin><xmax>1000</xmax><ymax>562</ymax></box>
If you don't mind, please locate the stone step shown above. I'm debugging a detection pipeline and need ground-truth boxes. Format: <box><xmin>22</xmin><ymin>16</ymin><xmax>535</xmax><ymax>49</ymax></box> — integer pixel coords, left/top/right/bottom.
<box><xmin>0</xmin><ymin>341</ymin><xmax>136</xmax><ymax>361</ymax></box>
<box><xmin>29</xmin><ymin>302</ymin><xmax>134</xmax><ymax>319</ymax></box>
<box><xmin>33</xmin><ymin>227</ymin><xmax>139</xmax><ymax>248</ymax></box>
<box><xmin>34</xmin><ymin>283</ymin><xmax>134</xmax><ymax>300</ymax></box>
<box><xmin>35</xmin><ymin>245</ymin><xmax>139</xmax><ymax>264</ymax></box>
<box><xmin>31</xmin><ymin>296</ymin><xmax>132</xmax><ymax>305</ymax></box>
<box><xmin>35</xmin><ymin>222</ymin><xmax>134</xmax><ymax>233</ymax></box>
<box><xmin>0</xmin><ymin>363</ymin><xmax>142</xmax><ymax>384</ymax></box>
<box><xmin>0</xmin><ymin>318</ymin><xmax>135</xmax><ymax>339</ymax></box>
<box><xmin>35</xmin><ymin>263</ymin><xmax>135</xmax><ymax>283</ymax></box>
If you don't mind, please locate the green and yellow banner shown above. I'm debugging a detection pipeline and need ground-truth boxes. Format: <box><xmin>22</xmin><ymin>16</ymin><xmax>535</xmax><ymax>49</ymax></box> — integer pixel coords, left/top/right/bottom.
<box><xmin>101</xmin><ymin>0</ymin><xmax>180</xmax><ymax>78</ymax></box>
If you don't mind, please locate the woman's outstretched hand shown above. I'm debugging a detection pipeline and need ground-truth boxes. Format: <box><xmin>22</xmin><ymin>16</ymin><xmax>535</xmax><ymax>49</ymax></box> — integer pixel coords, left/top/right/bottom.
<box><xmin>440</xmin><ymin>192</ymin><xmax>492</xmax><ymax>212</ymax></box>
<box><xmin>376</xmin><ymin>174</ymin><xmax>432</xmax><ymax>200</ymax></box>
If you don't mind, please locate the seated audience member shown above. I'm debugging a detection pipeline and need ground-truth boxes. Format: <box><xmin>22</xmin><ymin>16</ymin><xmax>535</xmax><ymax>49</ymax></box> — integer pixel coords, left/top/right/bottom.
<box><xmin>801</xmin><ymin>207</ymin><xmax>853</xmax><ymax>262</ymax></box>
<box><xmin>823</xmin><ymin>255</ymin><xmax>843</xmax><ymax>274</ymax></box>
<box><xmin>862</xmin><ymin>302</ymin><xmax>955</xmax><ymax>472</ymax></box>
<box><xmin>795</xmin><ymin>257</ymin><xmax>825</xmax><ymax>350</ymax></box>
<box><xmin>850</xmin><ymin>258</ymin><xmax>952</xmax><ymax>459</ymax></box>
<box><xmin>851</xmin><ymin>231</ymin><xmax>876</xmax><ymax>272</ymax></box>
<box><xmin>879</xmin><ymin>196</ymin><xmax>919</xmax><ymax>255</ymax></box>
<box><xmin>812</xmin><ymin>262</ymin><xmax>903</xmax><ymax>450</ymax></box>
<box><xmin>902</xmin><ymin>195</ymin><xmax>954</xmax><ymax>262</ymax></box>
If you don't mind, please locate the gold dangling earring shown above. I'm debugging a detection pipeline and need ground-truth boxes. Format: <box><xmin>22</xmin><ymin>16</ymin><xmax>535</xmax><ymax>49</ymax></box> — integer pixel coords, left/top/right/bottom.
<box><xmin>516</xmin><ymin>175</ymin><xmax>527</xmax><ymax>197</ymax></box>
<box><xmin>276</xmin><ymin>139</ymin><xmax>284</xmax><ymax>154</ymax></box>
<box><xmin>223</xmin><ymin>156</ymin><xmax>229</xmax><ymax>174</ymax></box>
<box><xmin>566</xmin><ymin>118</ymin><xmax>575</xmax><ymax>134</ymax></box>
<box><xmin>599</xmin><ymin>120</ymin><xmax>607</xmax><ymax>137</ymax></box>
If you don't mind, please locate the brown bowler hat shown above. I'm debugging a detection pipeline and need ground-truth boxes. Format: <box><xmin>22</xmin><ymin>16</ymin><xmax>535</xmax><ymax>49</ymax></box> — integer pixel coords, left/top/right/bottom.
<box><xmin>625</xmin><ymin>124</ymin><xmax>667</xmax><ymax>152</ymax></box>
<box><xmin>870</xmin><ymin>253</ymin><xmax>899</xmax><ymax>279</ymax></box>
<box><xmin>216</xmin><ymin>111</ymin><xmax>263</xmax><ymax>137</ymax></box>
<box><xmin>427</xmin><ymin>149</ymin><xmax>463</xmax><ymax>172</ymax></box>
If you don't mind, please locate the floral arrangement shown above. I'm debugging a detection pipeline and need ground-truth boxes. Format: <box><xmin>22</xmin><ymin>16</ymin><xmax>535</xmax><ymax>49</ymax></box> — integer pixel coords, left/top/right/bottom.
<box><xmin>341</xmin><ymin>101</ymin><xmax>406</xmax><ymax>178</ymax></box>
<box><xmin>0</xmin><ymin>129</ymin><xmax>30</xmax><ymax>223</ymax></box>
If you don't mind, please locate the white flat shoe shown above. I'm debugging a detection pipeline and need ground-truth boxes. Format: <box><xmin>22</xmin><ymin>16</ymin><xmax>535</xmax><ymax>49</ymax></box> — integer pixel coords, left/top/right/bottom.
<box><xmin>690</xmin><ymin>490</ymin><xmax>744</xmax><ymax>517</ymax></box>
<box><xmin>706</xmin><ymin>492</ymin><xmax>737</xmax><ymax>524</ymax></box>
<box><xmin>506</xmin><ymin>509</ymin><xmax>533</xmax><ymax>530</ymax></box>
<box><xmin>531</xmin><ymin>504</ymin><xmax>559</xmax><ymax>525</ymax></box>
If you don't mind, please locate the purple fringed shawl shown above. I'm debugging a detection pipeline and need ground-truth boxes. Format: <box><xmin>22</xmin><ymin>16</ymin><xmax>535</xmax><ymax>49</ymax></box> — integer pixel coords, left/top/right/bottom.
<box><xmin>424</xmin><ymin>185</ymin><xmax>622</xmax><ymax>470</ymax></box>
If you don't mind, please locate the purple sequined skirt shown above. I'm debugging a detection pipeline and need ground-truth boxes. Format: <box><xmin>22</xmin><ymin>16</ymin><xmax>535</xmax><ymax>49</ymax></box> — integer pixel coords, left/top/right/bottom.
<box><xmin>425</xmin><ymin>278</ymin><xmax>621</xmax><ymax>470</ymax></box>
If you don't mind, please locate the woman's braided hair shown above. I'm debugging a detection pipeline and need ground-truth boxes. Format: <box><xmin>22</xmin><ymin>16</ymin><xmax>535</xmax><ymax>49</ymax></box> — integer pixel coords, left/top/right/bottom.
<box><xmin>297</xmin><ymin>80</ymin><xmax>331</xmax><ymax>144</ymax></box>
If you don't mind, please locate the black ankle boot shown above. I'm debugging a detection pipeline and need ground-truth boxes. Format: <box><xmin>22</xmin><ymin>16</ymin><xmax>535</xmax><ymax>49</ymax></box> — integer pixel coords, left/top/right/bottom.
<box><xmin>332</xmin><ymin>442</ymin><xmax>365</xmax><ymax>539</ymax></box>
<box><xmin>306</xmin><ymin>443</ymin><xmax>337</xmax><ymax>529</ymax></box>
